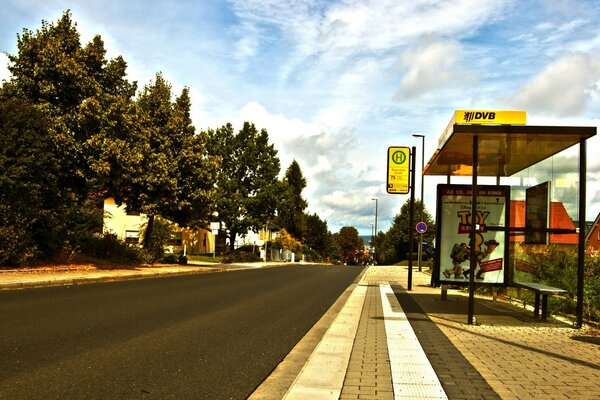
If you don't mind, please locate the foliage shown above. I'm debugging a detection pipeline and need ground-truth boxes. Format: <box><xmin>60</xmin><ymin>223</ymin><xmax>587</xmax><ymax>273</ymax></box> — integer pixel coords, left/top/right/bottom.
<box><xmin>161</xmin><ymin>254</ymin><xmax>180</xmax><ymax>264</ymax></box>
<box><xmin>129</xmin><ymin>74</ymin><xmax>219</xmax><ymax>249</ymax></box>
<box><xmin>333</xmin><ymin>227</ymin><xmax>363</xmax><ymax>264</ymax></box>
<box><xmin>374</xmin><ymin>199</ymin><xmax>435</xmax><ymax>265</ymax></box>
<box><xmin>302</xmin><ymin>213</ymin><xmax>331</xmax><ymax>259</ymax></box>
<box><xmin>301</xmin><ymin>245</ymin><xmax>321</xmax><ymax>262</ymax></box>
<box><xmin>78</xmin><ymin>233</ymin><xmax>143</xmax><ymax>263</ymax></box>
<box><xmin>272</xmin><ymin>229</ymin><xmax>302</xmax><ymax>252</ymax></box>
<box><xmin>139</xmin><ymin>216</ymin><xmax>175</xmax><ymax>262</ymax></box>
<box><xmin>5</xmin><ymin>11</ymin><xmax>139</xmax><ymax>205</ymax></box>
<box><xmin>517</xmin><ymin>245</ymin><xmax>600</xmax><ymax>322</ymax></box>
<box><xmin>277</xmin><ymin>160</ymin><xmax>308</xmax><ymax>239</ymax></box>
<box><xmin>1</xmin><ymin>11</ymin><xmax>139</xmax><ymax>262</ymax></box>
<box><xmin>0</xmin><ymin>97</ymin><xmax>61</xmax><ymax>264</ymax></box>
<box><xmin>207</xmin><ymin>122</ymin><xmax>281</xmax><ymax>252</ymax></box>
<box><xmin>221</xmin><ymin>251</ymin><xmax>261</xmax><ymax>264</ymax></box>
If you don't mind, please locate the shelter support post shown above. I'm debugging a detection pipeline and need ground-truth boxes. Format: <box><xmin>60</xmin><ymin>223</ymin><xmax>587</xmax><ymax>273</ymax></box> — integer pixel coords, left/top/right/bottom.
<box><xmin>577</xmin><ymin>139</ymin><xmax>586</xmax><ymax>328</ymax></box>
<box><xmin>468</xmin><ymin>135</ymin><xmax>479</xmax><ymax>325</ymax></box>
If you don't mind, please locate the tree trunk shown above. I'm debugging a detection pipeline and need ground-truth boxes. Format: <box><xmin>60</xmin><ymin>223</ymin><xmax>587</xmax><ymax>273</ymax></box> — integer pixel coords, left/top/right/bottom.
<box><xmin>228</xmin><ymin>231</ymin><xmax>236</xmax><ymax>253</ymax></box>
<box><xmin>143</xmin><ymin>214</ymin><xmax>155</xmax><ymax>249</ymax></box>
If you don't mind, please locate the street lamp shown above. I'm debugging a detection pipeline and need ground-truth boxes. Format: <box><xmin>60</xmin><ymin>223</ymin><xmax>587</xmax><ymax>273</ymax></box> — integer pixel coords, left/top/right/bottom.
<box><xmin>412</xmin><ymin>134</ymin><xmax>425</xmax><ymax>272</ymax></box>
<box><xmin>371</xmin><ymin>198</ymin><xmax>378</xmax><ymax>264</ymax></box>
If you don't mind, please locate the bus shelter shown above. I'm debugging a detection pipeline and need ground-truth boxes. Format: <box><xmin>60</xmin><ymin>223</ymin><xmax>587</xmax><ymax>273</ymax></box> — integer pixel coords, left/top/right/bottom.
<box><xmin>424</xmin><ymin>110</ymin><xmax>596</xmax><ymax>327</ymax></box>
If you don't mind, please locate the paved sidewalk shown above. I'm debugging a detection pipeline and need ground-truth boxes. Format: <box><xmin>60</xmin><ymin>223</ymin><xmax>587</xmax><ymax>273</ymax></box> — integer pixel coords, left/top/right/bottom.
<box><xmin>0</xmin><ymin>263</ymin><xmax>225</xmax><ymax>290</ymax></box>
<box><xmin>282</xmin><ymin>266</ymin><xmax>600</xmax><ymax>399</ymax></box>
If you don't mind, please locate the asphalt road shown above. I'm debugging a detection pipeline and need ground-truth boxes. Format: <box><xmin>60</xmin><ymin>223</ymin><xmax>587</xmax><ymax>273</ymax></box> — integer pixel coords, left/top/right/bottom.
<box><xmin>0</xmin><ymin>264</ymin><xmax>363</xmax><ymax>399</ymax></box>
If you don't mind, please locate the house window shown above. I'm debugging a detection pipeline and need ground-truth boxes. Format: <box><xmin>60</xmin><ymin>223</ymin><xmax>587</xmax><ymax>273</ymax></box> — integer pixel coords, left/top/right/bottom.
<box><xmin>169</xmin><ymin>232</ymin><xmax>183</xmax><ymax>246</ymax></box>
<box><xmin>125</xmin><ymin>230</ymin><xmax>139</xmax><ymax>244</ymax></box>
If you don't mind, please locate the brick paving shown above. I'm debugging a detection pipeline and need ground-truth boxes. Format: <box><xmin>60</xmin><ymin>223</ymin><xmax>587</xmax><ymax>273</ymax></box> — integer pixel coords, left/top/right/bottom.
<box><xmin>341</xmin><ymin>283</ymin><xmax>394</xmax><ymax>400</ymax></box>
<box><xmin>346</xmin><ymin>266</ymin><xmax>600</xmax><ymax>400</ymax></box>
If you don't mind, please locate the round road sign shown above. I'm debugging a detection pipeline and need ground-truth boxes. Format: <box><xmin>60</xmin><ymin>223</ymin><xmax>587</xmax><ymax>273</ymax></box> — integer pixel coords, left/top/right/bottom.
<box><xmin>416</xmin><ymin>222</ymin><xmax>427</xmax><ymax>234</ymax></box>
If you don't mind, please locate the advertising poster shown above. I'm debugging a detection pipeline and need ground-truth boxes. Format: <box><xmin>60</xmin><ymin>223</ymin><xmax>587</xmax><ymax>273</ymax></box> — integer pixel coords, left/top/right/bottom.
<box><xmin>436</xmin><ymin>185</ymin><xmax>508</xmax><ymax>285</ymax></box>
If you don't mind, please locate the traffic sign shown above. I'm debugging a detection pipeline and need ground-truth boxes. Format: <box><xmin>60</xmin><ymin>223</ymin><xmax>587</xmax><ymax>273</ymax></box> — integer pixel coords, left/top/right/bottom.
<box><xmin>387</xmin><ymin>146</ymin><xmax>410</xmax><ymax>194</ymax></box>
<box><xmin>416</xmin><ymin>221</ymin><xmax>427</xmax><ymax>234</ymax></box>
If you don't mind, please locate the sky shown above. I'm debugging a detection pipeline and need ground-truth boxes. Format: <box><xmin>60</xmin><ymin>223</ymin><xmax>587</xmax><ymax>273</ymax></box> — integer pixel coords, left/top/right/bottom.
<box><xmin>1</xmin><ymin>0</ymin><xmax>600</xmax><ymax>235</ymax></box>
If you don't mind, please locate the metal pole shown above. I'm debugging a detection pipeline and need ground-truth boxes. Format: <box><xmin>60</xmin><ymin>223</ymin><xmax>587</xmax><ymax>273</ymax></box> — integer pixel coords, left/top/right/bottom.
<box><xmin>577</xmin><ymin>139</ymin><xmax>586</xmax><ymax>328</ymax></box>
<box><xmin>419</xmin><ymin>136</ymin><xmax>425</xmax><ymax>271</ymax></box>
<box><xmin>468</xmin><ymin>136</ymin><xmax>479</xmax><ymax>325</ymax></box>
<box><xmin>408</xmin><ymin>146</ymin><xmax>416</xmax><ymax>291</ymax></box>
<box><xmin>372</xmin><ymin>198</ymin><xmax>378</xmax><ymax>264</ymax></box>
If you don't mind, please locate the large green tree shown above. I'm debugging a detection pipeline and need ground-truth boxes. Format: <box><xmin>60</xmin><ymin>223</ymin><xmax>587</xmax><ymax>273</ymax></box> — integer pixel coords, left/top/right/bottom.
<box><xmin>376</xmin><ymin>199</ymin><xmax>435</xmax><ymax>264</ymax></box>
<box><xmin>130</xmin><ymin>74</ymin><xmax>219</xmax><ymax>252</ymax></box>
<box><xmin>333</xmin><ymin>226</ymin><xmax>364</xmax><ymax>265</ymax></box>
<box><xmin>207</xmin><ymin>122</ymin><xmax>281</xmax><ymax>251</ymax></box>
<box><xmin>0</xmin><ymin>98</ymin><xmax>59</xmax><ymax>264</ymax></box>
<box><xmin>303</xmin><ymin>213</ymin><xmax>330</xmax><ymax>258</ymax></box>
<box><xmin>277</xmin><ymin>160</ymin><xmax>308</xmax><ymax>239</ymax></box>
<box><xmin>1</xmin><ymin>11</ymin><xmax>139</xmax><ymax>260</ymax></box>
<box><xmin>5</xmin><ymin>11</ymin><xmax>139</xmax><ymax>203</ymax></box>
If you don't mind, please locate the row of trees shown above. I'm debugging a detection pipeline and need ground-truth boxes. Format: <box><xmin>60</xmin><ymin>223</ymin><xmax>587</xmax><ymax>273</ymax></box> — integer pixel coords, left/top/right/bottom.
<box><xmin>0</xmin><ymin>11</ymin><xmax>363</xmax><ymax>265</ymax></box>
<box><xmin>372</xmin><ymin>199</ymin><xmax>436</xmax><ymax>265</ymax></box>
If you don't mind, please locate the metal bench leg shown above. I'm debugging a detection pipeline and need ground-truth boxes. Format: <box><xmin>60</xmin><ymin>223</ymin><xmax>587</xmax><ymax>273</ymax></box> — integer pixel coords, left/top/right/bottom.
<box><xmin>534</xmin><ymin>292</ymin><xmax>540</xmax><ymax>319</ymax></box>
<box><xmin>541</xmin><ymin>295</ymin><xmax>548</xmax><ymax>321</ymax></box>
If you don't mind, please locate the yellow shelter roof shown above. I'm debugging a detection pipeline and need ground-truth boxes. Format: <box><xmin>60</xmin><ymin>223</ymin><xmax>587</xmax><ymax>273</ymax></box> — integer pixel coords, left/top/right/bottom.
<box><xmin>424</xmin><ymin>124</ymin><xmax>596</xmax><ymax>177</ymax></box>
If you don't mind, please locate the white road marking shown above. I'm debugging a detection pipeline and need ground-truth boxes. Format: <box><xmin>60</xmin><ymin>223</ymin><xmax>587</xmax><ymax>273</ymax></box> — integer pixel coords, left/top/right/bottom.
<box><xmin>379</xmin><ymin>283</ymin><xmax>448</xmax><ymax>399</ymax></box>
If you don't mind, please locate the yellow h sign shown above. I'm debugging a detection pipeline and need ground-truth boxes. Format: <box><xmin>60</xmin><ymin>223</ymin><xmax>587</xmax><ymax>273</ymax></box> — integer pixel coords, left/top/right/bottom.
<box><xmin>387</xmin><ymin>147</ymin><xmax>410</xmax><ymax>194</ymax></box>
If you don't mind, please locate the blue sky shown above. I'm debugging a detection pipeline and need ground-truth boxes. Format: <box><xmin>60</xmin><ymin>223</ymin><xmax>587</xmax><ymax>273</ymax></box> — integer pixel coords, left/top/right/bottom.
<box><xmin>2</xmin><ymin>0</ymin><xmax>600</xmax><ymax>234</ymax></box>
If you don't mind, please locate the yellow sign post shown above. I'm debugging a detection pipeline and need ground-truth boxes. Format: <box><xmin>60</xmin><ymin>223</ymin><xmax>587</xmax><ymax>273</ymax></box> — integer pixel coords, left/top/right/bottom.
<box><xmin>387</xmin><ymin>146</ymin><xmax>410</xmax><ymax>194</ymax></box>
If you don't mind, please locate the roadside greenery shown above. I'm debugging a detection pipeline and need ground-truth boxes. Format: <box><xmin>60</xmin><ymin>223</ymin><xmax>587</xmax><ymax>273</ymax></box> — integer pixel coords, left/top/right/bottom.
<box><xmin>513</xmin><ymin>246</ymin><xmax>600</xmax><ymax>323</ymax></box>
<box><xmin>373</xmin><ymin>199</ymin><xmax>435</xmax><ymax>265</ymax></box>
<box><xmin>0</xmin><ymin>11</ymin><xmax>355</xmax><ymax>266</ymax></box>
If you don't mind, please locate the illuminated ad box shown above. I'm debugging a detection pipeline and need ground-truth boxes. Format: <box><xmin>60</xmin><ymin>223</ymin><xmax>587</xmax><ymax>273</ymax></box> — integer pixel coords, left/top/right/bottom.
<box><xmin>434</xmin><ymin>184</ymin><xmax>510</xmax><ymax>286</ymax></box>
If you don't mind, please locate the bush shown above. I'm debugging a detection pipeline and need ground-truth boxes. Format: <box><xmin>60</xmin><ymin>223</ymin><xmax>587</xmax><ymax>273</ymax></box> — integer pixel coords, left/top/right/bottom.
<box><xmin>221</xmin><ymin>251</ymin><xmax>261</xmax><ymax>264</ymax></box>
<box><xmin>78</xmin><ymin>233</ymin><xmax>143</xmax><ymax>263</ymax></box>
<box><xmin>161</xmin><ymin>253</ymin><xmax>179</xmax><ymax>264</ymax></box>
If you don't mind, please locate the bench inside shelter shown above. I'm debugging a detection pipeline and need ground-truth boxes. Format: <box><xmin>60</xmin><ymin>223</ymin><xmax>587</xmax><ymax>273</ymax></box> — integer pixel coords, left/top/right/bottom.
<box><xmin>512</xmin><ymin>281</ymin><xmax>567</xmax><ymax>321</ymax></box>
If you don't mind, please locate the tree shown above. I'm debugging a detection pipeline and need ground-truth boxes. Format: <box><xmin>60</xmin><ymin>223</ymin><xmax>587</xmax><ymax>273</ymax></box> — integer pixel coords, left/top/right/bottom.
<box><xmin>333</xmin><ymin>227</ymin><xmax>364</xmax><ymax>265</ymax></box>
<box><xmin>303</xmin><ymin>213</ymin><xmax>330</xmax><ymax>258</ymax></box>
<box><xmin>207</xmin><ymin>122</ymin><xmax>281</xmax><ymax>252</ymax></box>
<box><xmin>129</xmin><ymin>74</ymin><xmax>218</xmax><ymax>252</ymax></box>
<box><xmin>277</xmin><ymin>160</ymin><xmax>308</xmax><ymax>239</ymax></box>
<box><xmin>272</xmin><ymin>228</ymin><xmax>302</xmax><ymax>253</ymax></box>
<box><xmin>0</xmin><ymin>97</ymin><xmax>59</xmax><ymax>264</ymax></box>
<box><xmin>1</xmin><ymin>11</ymin><xmax>139</xmax><ymax>259</ymax></box>
<box><xmin>381</xmin><ymin>199</ymin><xmax>435</xmax><ymax>264</ymax></box>
<box><xmin>5</xmin><ymin>11</ymin><xmax>139</xmax><ymax>203</ymax></box>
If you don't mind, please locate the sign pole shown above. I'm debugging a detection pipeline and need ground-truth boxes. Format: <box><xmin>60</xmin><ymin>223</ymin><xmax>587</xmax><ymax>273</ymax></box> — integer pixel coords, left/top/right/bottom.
<box><xmin>408</xmin><ymin>146</ymin><xmax>416</xmax><ymax>291</ymax></box>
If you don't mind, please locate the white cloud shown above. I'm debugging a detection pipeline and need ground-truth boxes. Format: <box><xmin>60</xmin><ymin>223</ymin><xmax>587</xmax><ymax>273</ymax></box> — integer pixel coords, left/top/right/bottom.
<box><xmin>510</xmin><ymin>53</ymin><xmax>600</xmax><ymax>116</ymax></box>
<box><xmin>0</xmin><ymin>53</ymin><xmax>10</xmax><ymax>82</ymax></box>
<box><xmin>395</xmin><ymin>37</ymin><xmax>477</xmax><ymax>99</ymax></box>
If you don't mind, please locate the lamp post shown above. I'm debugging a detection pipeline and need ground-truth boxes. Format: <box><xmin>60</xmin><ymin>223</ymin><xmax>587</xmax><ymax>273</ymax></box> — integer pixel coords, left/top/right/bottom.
<box><xmin>371</xmin><ymin>198</ymin><xmax>378</xmax><ymax>264</ymax></box>
<box><xmin>412</xmin><ymin>134</ymin><xmax>425</xmax><ymax>272</ymax></box>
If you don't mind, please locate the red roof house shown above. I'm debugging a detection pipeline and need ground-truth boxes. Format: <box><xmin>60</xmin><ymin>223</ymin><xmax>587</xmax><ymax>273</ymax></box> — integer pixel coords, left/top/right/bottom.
<box><xmin>585</xmin><ymin>212</ymin><xmax>600</xmax><ymax>250</ymax></box>
<box><xmin>510</xmin><ymin>200</ymin><xmax>578</xmax><ymax>245</ymax></box>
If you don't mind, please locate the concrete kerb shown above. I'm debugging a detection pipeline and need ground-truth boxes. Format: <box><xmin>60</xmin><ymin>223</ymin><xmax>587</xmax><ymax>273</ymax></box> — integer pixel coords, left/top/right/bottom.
<box><xmin>0</xmin><ymin>266</ymin><xmax>226</xmax><ymax>291</ymax></box>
